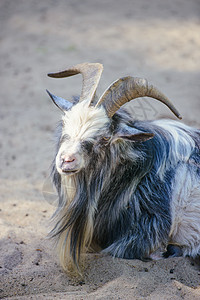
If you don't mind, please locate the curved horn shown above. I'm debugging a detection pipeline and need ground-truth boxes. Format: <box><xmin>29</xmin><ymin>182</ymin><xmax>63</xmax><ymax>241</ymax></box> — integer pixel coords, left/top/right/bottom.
<box><xmin>96</xmin><ymin>76</ymin><xmax>182</xmax><ymax>119</ymax></box>
<box><xmin>48</xmin><ymin>62</ymin><xmax>103</xmax><ymax>103</ymax></box>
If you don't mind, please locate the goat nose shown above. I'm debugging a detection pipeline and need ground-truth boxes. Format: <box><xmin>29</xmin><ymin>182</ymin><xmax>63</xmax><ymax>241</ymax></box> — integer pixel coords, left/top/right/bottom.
<box><xmin>61</xmin><ymin>154</ymin><xmax>76</xmax><ymax>164</ymax></box>
<box><xmin>63</xmin><ymin>157</ymin><xmax>75</xmax><ymax>163</ymax></box>
<box><xmin>60</xmin><ymin>154</ymin><xmax>78</xmax><ymax>173</ymax></box>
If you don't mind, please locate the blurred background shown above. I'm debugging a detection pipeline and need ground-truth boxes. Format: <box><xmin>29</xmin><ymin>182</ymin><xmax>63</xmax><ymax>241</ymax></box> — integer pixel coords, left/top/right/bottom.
<box><xmin>0</xmin><ymin>0</ymin><xmax>200</xmax><ymax>297</ymax></box>
<box><xmin>1</xmin><ymin>0</ymin><xmax>200</xmax><ymax>182</ymax></box>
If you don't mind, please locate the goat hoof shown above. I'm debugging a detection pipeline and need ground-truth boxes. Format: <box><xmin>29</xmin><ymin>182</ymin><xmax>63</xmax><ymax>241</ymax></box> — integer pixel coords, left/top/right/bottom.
<box><xmin>163</xmin><ymin>244</ymin><xmax>183</xmax><ymax>258</ymax></box>
<box><xmin>141</xmin><ymin>256</ymin><xmax>152</xmax><ymax>262</ymax></box>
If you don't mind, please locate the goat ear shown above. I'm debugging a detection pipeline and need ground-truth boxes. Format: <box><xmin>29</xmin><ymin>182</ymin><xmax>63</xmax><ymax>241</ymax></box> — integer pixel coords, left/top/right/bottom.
<box><xmin>46</xmin><ymin>90</ymin><xmax>73</xmax><ymax>112</ymax></box>
<box><xmin>114</xmin><ymin>124</ymin><xmax>154</xmax><ymax>142</ymax></box>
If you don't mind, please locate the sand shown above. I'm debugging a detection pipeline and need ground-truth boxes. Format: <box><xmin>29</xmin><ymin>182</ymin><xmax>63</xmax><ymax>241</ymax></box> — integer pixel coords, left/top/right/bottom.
<box><xmin>0</xmin><ymin>0</ymin><xmax>200</xmax><ymax>299</ymax></box>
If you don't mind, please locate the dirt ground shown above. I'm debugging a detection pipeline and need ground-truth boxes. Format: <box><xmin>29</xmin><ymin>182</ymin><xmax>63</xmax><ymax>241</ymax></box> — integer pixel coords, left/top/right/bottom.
<box><xmin>0</xmin><ymin>0</ymin><xmax>200</xmax><ymax>299</ymax></box>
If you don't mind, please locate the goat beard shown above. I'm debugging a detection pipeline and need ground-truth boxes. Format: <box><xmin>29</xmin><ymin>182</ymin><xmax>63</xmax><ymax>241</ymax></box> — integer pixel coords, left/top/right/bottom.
<box><xmin>51</xmin><ymin>147</ymin><xmax>126</xmax><ymax>274</ymax></box>
<box><xmin>54</xmin><ymin>171</ymin><xmax>97</xmax><ymax>274</ymax></box>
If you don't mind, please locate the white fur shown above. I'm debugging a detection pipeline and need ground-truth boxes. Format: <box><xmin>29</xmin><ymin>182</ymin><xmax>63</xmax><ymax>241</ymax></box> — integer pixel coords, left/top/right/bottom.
<box><xmin>170</xmin><ymin>163</ymin><xmax>200</xmax><ymax>257</ymax></box>
<box><xmin>153</xmin><ymin>119</ymin><xmax>195</xmax><ymax>178</ymax></box>
<box><xmin>153</xmin><ymin>120</ymin><xmax>200</xmax><ymax>256</ymax></box>
<box><xmin>62</xmin><ymin>100</ymin><xmax>109</xmax><ymax>141</ymax></box>
<box><xmin>153</xmin><ymin>120</ymin><xmax>195</xmax><ymax>161</ymax></box>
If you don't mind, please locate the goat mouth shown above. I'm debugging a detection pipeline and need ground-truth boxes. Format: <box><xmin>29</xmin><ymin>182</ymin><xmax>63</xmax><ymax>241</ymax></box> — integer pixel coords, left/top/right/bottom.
<box><xmin>62</xmin><ymin>169</ymin><xmax>79</xmax><ymax>175</ymax></box>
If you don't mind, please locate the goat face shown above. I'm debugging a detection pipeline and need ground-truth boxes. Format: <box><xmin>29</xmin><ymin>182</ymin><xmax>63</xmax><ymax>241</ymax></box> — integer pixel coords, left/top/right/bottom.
<box><xmin>55</xmin><ymin>101</ymin><xmax>110</xmax><ymax>175</ymax></box>
<box><xmin>54</xmin><ymin>101</ymin><xmax>157</xmax><ymax>176</ymax></box>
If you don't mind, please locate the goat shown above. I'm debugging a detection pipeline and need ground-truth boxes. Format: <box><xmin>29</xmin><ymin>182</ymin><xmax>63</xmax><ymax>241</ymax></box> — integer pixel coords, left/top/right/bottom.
<box><xmin>46</xmin><ymin>62</ymin><xmax>200</xmax><ymax>273</ymax></box>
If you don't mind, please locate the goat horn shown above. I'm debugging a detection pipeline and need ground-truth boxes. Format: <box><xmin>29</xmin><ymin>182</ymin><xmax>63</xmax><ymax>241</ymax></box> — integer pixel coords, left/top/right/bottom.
<box><xmin>96</xmin><ymin>76</ymin><xmax>182</xmax><ymax>119</ymax></box>
<box><xmin>48</xmin><ymin>62</ymin><xmax>103</xmax><ymax>103</ymax></box>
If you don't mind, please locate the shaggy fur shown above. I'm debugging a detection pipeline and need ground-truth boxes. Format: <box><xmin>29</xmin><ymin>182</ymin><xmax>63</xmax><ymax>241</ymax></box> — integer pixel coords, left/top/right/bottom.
<box><xmin>49</xmin><ymin>100</ymin><xmax>200</xmax><ymax>272</ymax></box>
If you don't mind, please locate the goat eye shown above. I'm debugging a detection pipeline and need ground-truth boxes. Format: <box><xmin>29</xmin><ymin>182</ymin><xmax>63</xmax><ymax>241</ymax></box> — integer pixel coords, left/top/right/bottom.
<box><xmin>103</xmin><ymin>136</ymin><xmax>110</xmax><ymax>141</ymax></box>
<box><xmin>100</xmin><ymin>136</ymin><xmax>111</xmax><ymax>146</ymax></box>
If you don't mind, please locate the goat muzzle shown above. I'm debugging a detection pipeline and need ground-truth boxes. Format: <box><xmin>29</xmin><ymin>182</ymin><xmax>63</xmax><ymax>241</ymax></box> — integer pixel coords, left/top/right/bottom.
<box><xmin>58</xmin><ymin>154</ymin><xmax>80</xmax><ymax>174</ymax></box>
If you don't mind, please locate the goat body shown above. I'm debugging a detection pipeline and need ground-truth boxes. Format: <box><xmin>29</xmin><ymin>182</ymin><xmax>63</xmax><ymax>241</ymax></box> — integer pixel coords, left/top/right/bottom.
<box><xmin>47</xmin><ymin>63</ymin><xmax>200</xmax><ymax>271</ymax></box>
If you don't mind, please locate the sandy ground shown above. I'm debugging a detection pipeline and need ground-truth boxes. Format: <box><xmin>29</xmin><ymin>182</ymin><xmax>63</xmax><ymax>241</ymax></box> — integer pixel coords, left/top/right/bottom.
<box><xmin>0</xmin><ymin>0</ymin><xmax>200</xmax><ymax>299</ymax></box>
